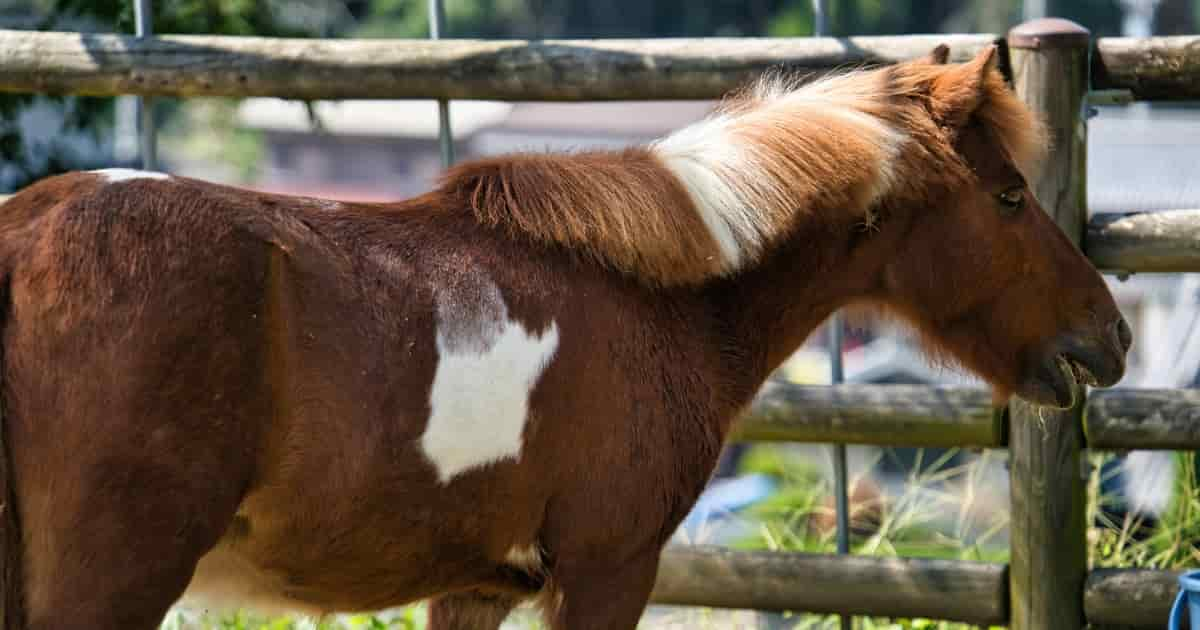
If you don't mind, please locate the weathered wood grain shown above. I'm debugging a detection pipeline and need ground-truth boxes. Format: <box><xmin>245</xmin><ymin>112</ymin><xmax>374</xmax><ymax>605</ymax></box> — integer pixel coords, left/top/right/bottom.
<box><xmin>0</xmin><ymin>30</ymin><xmax>999</xmax><ymax>101</ymax></box>
<box><xmin>1085</xmin><ymin>568</ymin><xmax>1180</xmax><ymax>628</ymax></box>
<box><xmin>1086</xmin><ymin>209</ymin><xmax>1200</xmax><ymax>273</ymax></box>
<box><xmin>1094</xmin><ymin>36</ymin><xmax>1200</xmax><ymax>100</ymax></box>
<box><xmin>651</xmin><ymin>546</ymin><xmax>1008</xmax><ymax>625</ymax></box>
<box><xmin>1007</xmin><ymin>18</ymin><xmax>1091</xmax><ymax>630</ymax></box>
<box><xmin>1087</xmin><ymin>388</ymin><xmax>1200</xmax><ymax>450</ymax></box>
<box><xmin>734</xmin><ymin>382</ymin><xmax>1003</xmax><ymax>448</ymax></box>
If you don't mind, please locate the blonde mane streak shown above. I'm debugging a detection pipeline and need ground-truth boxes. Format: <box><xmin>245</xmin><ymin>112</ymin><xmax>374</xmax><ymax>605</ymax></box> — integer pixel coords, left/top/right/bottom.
<box><xmin>653</xmin><ymin>66</ymin><xmax>907</xmax><ymax>268</ymax></box>
<box><xmin>434</xmin><ymin>59</ymin><xmax>1046</xmax><ymax>289</ymax></box>
<box><xmin>443</xmin><ymin>149</ymin><xmax>723</xmax><ymax>286</ymax></box>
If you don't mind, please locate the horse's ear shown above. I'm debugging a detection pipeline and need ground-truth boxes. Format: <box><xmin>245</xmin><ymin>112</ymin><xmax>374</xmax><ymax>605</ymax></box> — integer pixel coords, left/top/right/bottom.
<box><xmin>928</xmin><ymin>45</ymin><xmax>1000</xmax><ymax>128</ymax></box>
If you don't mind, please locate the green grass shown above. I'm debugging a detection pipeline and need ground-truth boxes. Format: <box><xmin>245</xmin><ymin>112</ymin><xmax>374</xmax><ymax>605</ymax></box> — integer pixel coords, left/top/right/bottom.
<box><xmin>159</xmin><ymin>607</ymin><xmax>427</xmax><ymax>630</ymax></box>
<box><xmin>732</xmin><ymin>445</ymin><xmax>1010</xmax><ymax>563</ymax></box>
<box><xmin>1088</xmin><ymin>450</ymin><xmax>1200</xmax><ymax>570</ymax></box>
<box><xmin>162</xmin><ymin>448</ymin><xmax>1200</xmax><ymax>630</ymax></box>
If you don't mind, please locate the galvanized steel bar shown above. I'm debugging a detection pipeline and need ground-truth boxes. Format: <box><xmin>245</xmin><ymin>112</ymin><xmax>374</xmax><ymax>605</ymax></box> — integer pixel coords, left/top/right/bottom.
<box><xmin>829</xmin><ymin>315</ymin><xmax>852</xmax><ymax>630</ymax></box>
<box><xmin>428</xmin><ymin>0</ymin><xmax>455</xmax><ymax>167</ymax></box>
<box><xmin>814</xmin><ymin>3</ymin><xmax>849</xmax><ymax>625</ymax></box>
<box><xmin>133</xmin><ymin>0</ymin><xmax>156</xmax><ymax>170</ymax></box>
<box><xmin>813</xmin><ymin>0</ymin><xmax>828</xmax><ymax>38</ymax></box>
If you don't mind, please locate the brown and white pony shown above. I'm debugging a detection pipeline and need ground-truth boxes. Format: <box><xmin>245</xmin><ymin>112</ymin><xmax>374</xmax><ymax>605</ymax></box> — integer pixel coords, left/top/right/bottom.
<box><xmin>0</xmin><ymin>45</ymin><xmax>1128</xmax><ymax>630</ymax></box>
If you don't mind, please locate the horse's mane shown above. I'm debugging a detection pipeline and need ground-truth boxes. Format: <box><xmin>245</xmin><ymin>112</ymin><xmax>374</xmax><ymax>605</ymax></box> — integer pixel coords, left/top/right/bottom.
<box><xmin>437</xmin><ymin>56</ymin><xmax>1046</xmax><ymax>287</ymax></box>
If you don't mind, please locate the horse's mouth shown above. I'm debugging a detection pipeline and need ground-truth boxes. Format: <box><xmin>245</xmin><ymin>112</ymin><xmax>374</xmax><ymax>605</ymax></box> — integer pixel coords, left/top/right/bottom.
<box><xmin>1018</xmin><ymin>344</ymin><xmax>1125</xmax><ymax>410</ymax></box>
<box><xmin>1059</xmin><ymin>353</ymin><xmax>1099</xmax><ymax>387</ymax></box>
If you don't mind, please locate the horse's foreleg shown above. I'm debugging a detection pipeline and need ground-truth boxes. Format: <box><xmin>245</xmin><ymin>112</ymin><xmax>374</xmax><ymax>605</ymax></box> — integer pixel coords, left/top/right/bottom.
<box><xmin>544</xmin><ymin>550</ymin><xmax>660</xmax><ymax>630</ymax></box>
<box><xmin>428</xmin><ymin>591</ymin><xmax>518</xmax><ymax>630</ymax></box>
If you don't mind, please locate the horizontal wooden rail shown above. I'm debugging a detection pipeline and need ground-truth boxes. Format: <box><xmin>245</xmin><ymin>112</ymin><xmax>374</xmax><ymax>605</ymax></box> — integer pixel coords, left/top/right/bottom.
<box><xmin>735</xmin><ymin>384</ymin><xmax>1200</xmax><ymax>451</ymax></box>
<box><xmin>1094</xmin><ymin>36</ymin><xmax>1200</xmax><ymax>101</ymax></box>
<box><xmin>653</xmin><ymin>554</ymin><xmax>1181</xmax><ymax>628</ymax></box>
<box><xmin>1086</xmin><ymin>388</ymin><xmax>1200</xmax><ymax>450</ymax></box>
<box><xmin>734</xmin><ymin>382</ymin><xmax>1003</xmax><ymax>448</ymax></box>
<box><xmin>1087</xmin><ymin>209</ymin><xmax>1200</xmax><ymax>274</ymax></box>
<box><xmin>651</xmin><ymin>546</ymin><xmax>1008</xmax><ymax>625</ymax></box>
<box><xmin>4</xmin><ymin>29</ymin><xmax>1200</xmax><ymax>103</ymax></box>
<box><xmin>0</xmin><ymin>30</ymin><xmax>999</xmax><ymax>100</ymax></box>
<box><xmin>1085</xmin><ymin>568</ymin><xmax>1180</xmax><ymax>628</ymax></box>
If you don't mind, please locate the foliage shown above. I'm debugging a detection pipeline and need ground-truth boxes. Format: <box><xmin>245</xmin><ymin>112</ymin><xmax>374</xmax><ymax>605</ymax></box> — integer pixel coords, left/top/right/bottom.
<box><xmin>355</xmin><ymin>0</ymin><xmax>799</xmax><ymax>39</ymax></box>
<box><xmin>0</xmin><ymin>0</ymin><xmax>327</xmax><ymax>191</ymax></box>
<box><xmin>49</xmin><ymin>0</ymin><xmax>323</xmax><ymax>36</ymax></box>
<box><xmin>1089</xmin><ymin>451</ymin><xmax>1200</xmax><ymax>569</ymax></box>
<box><xmin>733</xmin><ymin>445</ymin><xmax>1009</xmax><ymax>563</ymax></box>
<box><xmin>157</xmin><ymin>97</ymin><xmax>265</xmax><ymax>182</ymax></box>
<box><xmin>1047</xmin><ymin>0</ymin><xmax>1126</xmax><ymax>37</ymax></box>
<box><xmin>159</xmin><ymin>605</ymin><xmax>430</xmax><ymax>629</ymax></box>
<box><xmin>352</xmin><ymin>0</ymin><xmax>1131</xmax><ymax>41</ymax></box>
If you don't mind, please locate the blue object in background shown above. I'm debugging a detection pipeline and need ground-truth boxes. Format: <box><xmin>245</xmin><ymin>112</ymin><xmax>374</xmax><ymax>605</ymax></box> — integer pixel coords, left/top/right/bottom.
<box><xmin>679</xmin><ymin>474</ymin><xmax>777</xmax><ymax>541</ymax></box>
<box><xmin>1169</xmin><ymin>570</ymin><xmax>1200</xmax><ymax>629</ymax></box>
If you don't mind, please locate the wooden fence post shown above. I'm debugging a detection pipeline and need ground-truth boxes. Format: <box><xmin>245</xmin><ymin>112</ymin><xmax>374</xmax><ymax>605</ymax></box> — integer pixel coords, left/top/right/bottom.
<box><xmin>1006</xmin><ymin>18</ymin><xmax>1092</xmax><ymax>630</ymax></box>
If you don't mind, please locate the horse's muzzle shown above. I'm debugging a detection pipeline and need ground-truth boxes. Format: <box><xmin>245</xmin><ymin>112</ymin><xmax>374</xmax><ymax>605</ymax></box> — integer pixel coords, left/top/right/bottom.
<box><xmin>1017</xmin><ymin>317</ymin><xmax>1131</xmax><ymax>409</ymax></box>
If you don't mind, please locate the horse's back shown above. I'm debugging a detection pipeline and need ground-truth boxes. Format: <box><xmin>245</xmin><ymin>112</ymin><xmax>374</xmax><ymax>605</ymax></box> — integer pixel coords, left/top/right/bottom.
<box><xmin>0</xmin><ymin>170</ymin><xmax>283</xmax><ymax>626</ymax></box>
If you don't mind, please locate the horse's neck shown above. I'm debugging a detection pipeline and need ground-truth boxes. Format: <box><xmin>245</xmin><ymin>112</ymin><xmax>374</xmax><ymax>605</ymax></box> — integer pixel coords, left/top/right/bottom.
<box><xmin>711</xmin><ymin>217</ymin><xmax>884</xmax><ymax>397</ymax></box>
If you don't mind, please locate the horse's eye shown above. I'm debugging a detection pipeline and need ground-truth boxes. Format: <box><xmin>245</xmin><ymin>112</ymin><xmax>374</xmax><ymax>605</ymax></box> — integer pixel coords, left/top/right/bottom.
<box><xmin>997</xmin><ymin>187</ymin><xmax>1025</xmax><ymax>213</ymax></box>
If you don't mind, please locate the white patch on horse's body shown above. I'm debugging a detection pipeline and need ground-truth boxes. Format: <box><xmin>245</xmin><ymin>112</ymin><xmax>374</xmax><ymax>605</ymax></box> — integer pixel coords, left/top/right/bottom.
<box><xmin>421</xmin><ymin>277</ymin><xmax>559</xmax><ymax>483</ymax></box>
<box><xmin>90</xmin><ymin>168</ymin><xmax>170</xmax><ymax>183</ymax></box>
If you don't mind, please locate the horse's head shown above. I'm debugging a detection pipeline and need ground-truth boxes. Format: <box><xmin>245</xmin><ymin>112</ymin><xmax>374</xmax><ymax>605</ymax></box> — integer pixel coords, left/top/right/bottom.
<box><xmin>870</xmin><ymin>45</ymin><xmax>1128</xmax><ymax>409</ymax></box>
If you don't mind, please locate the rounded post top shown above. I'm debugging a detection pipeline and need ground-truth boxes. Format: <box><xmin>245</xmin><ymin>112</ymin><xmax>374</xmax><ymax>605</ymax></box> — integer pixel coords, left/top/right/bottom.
<box><xmin>1008</xmin><ymin>18</ymin><xmax>1091</xmax><ymax>50</ymax></box>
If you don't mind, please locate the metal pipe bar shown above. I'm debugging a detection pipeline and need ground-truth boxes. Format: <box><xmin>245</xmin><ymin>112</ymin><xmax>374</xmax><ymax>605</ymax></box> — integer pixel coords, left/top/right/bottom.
<box><xmin>829</xmin><ymin>315</ymin><xmax>851</xmax><ymax>630</ymax></box>
<box><xmin>812</xmin><ymin>3</ymin><xmax>848</xmax><ymax>627</ymax></box>
<box><xmin>133</xmin><ymin>0</ymin><xmax>156</xmax><ymax>170</ymax></box>
<box><xmin>428</xmin><ymin>0</ymin><xmax>455</xmax><ymax>168</ymax></box>
<box><xmin>813</xmin><ymin>0</ymin><xmax>828</xmax><ymax>37</ymax></box>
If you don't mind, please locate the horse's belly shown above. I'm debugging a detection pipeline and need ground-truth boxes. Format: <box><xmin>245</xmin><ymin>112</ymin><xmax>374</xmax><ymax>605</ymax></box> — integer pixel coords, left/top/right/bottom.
<box><xmin>174</xmin><ymin>503</ymin><xmax>472</xmax><ymax>618</ymax></box>
<box><xmin>177</xmin><ymin>542</ymin><xmax>321</xmax><ymax>618</ymax></box>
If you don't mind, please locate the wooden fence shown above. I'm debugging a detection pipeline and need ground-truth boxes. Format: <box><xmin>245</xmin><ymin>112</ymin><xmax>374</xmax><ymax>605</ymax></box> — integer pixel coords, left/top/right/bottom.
<box><xmin>3</xmin><ymin>16</ymin><xmax>1198</xmax><ymax>630</ymax></box>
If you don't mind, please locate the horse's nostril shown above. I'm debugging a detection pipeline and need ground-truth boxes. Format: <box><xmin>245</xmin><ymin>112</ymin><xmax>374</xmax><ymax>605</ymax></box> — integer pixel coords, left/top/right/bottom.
<box><xmin>1114</xmin><ymin>317</ymin><xmax>1133</xmax><ymax>352</ymax></box>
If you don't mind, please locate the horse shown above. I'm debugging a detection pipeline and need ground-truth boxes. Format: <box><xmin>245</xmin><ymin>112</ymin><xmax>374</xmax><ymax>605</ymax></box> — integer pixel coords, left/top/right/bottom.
<box><xmin>0</xmin><ymin>44</ymin><xmax>1129</xmax><ymax>629</ymax></box>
